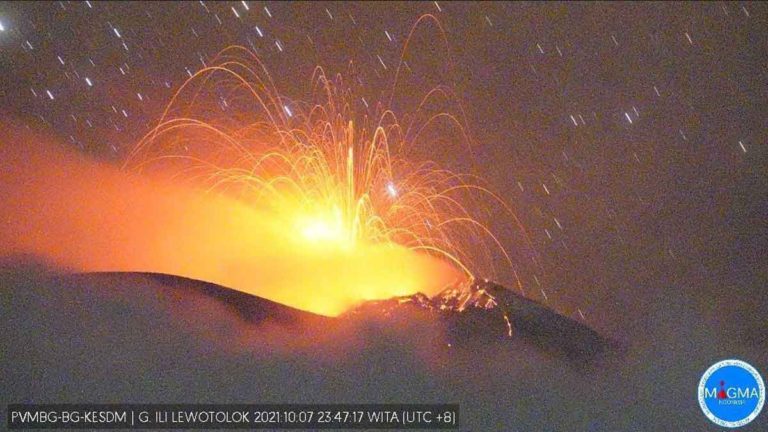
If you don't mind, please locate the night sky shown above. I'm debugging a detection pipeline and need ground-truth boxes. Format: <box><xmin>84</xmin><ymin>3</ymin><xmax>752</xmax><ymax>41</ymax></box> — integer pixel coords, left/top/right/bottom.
<box><xmin>1</xmin><ymin>1</ymin><xmax>766</xmax><ymax>342</ymax></box>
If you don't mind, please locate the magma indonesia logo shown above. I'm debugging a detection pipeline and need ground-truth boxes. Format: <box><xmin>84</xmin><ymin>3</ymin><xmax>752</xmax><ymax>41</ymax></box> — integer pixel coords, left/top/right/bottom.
<box><xmin>698</xmin><ymin>359</ymin><xmax>765</xmax><ymax>428</ymax></box>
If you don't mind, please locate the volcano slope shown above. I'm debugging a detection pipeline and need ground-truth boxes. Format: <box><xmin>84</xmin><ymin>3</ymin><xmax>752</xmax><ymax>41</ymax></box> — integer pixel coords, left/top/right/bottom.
<box><xmin>345</xmin><ymin>279</ymin><xmax>616</xmax><ymax>363</ymax></box>
<box><xmin>2</xmin><ymin>258</ymin><xmax>765</xmax><ymax>430</ymax></box>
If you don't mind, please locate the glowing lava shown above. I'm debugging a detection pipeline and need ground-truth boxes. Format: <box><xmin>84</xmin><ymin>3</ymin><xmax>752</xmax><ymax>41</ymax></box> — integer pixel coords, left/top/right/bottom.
<box><xmin>297</xmin><ymin>209</ymin><xmax>347</xmax><ymax>245</ymax></box>
<box><xmin>119</xmin><ymin>20</ymin><xmax>533</xmax><ymax>315</ymax></box>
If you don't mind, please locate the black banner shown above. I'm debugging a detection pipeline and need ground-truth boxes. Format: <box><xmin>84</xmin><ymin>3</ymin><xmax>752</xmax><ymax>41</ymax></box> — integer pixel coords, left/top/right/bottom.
<box><xmin>7</xmin><ymin>404</ymin><xmax>459</xmax><ymax>429</ymax></box>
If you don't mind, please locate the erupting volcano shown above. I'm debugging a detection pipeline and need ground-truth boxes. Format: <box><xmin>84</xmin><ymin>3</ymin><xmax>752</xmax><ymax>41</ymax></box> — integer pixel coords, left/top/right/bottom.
<box><xmin>0</xmin><ymin>15</ymin><xmax>598</xmax><ymax>354</ymax></box>
<box><xmin>4</xmin><ymin>3</ymin><xmax>764</xmax><ymax>430</ymax></box>
<box><xmin>118</xmin><ymin>21</ymin><xmax>538</xmax><ymax>317</ymax></box>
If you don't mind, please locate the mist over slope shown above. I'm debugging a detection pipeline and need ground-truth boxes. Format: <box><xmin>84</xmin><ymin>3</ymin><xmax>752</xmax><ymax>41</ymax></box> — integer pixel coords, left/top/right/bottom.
<box><xmin>2</xmin><ymin>261</ymin><xmax>765</xmax><ymax>430</ymax></box>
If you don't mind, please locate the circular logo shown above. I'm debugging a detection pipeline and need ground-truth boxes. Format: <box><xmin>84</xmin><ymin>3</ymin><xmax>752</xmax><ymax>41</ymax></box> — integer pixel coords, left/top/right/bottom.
<box><xmin>698</xmin><ymin>359</ymin><xmax>765</xmax><ymax>428</ymax></box>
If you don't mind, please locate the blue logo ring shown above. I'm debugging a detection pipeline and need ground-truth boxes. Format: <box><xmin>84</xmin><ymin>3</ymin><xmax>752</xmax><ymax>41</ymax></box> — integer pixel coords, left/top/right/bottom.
<box><xmin>698</xmin><ymin>359</ymin><xmax>765</xmax><ymax>428</ymax></box>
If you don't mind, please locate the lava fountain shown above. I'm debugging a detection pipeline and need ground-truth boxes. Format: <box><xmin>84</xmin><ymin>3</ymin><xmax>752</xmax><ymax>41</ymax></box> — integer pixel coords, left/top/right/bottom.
<box><xmin>121</xmin><ymin>33</ymin><xmax>535</xmax><ymax>315</ymax></box>
<box><xmin>0</xmin><ymin>17</ymin><xmax>535</xmax><ymax>316</ymax></box>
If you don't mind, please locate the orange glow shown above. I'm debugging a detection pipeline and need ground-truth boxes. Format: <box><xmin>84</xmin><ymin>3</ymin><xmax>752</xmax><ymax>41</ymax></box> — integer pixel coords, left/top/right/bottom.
<box><xmin>122</xmin><ymin>43</ymin><xmax>534</xmax><ymax>307</ymax></box>
<box><xmin>117</xmin><ymin>39</ymin><xmax>536</xmax><ymax>314</ymax></box>
<box><xmin>296</xmin><ymin>207</ymin><xmax>348</xmax><ymax>245</ymax></box>
<box><xmin>0</xmin><ymin>18</ymin><xmax>535</xmax><ymax>316</ymax></box>
<box><xmin>0</xmin><ymin>128</ymin><xmax>460</xmax><ymax>316</ymax></box>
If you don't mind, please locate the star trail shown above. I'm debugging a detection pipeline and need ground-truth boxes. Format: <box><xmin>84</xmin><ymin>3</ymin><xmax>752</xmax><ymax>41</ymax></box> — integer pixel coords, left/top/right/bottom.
<box><xmin>0</xmin><ymin>2</ymin><xmax>765</xmax><ymax>335</ymax></box>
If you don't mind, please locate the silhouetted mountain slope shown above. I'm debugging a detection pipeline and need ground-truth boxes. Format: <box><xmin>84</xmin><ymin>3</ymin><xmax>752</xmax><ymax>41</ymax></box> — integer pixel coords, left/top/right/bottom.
<box><xmin>63</xmin><ymin>272</ymin><xmax>331</xmax><ymax>327</ymax></box>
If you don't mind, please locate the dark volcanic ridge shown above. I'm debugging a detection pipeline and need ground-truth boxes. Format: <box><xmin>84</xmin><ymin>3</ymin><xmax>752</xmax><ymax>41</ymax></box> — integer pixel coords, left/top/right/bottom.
<box><xmin>345</xmin><ymin>279</ymin><xmax>618</xmax><ymax>362</ymax></box>
<box><xmin>60</xmin><ymin>271</ymin><xmax>333</xmax><ymax>328</ymax></box>
<box><xmin>62</xmin><ymin>272</ymin><xmax>617</xmax><ymax>362</ymax></box>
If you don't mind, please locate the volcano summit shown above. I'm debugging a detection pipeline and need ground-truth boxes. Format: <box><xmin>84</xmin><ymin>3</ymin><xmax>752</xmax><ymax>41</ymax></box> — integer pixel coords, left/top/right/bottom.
<box><xmin>347</xmin><ymin>279</ymin><xmax>615</xmax><ymax>362</ymax></box>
